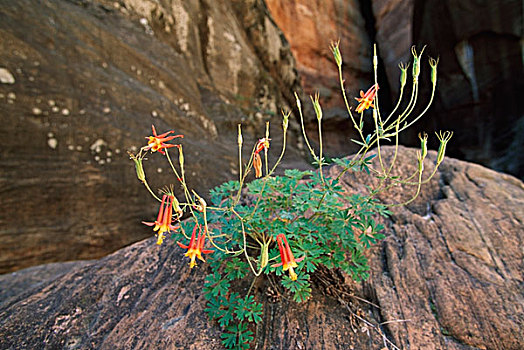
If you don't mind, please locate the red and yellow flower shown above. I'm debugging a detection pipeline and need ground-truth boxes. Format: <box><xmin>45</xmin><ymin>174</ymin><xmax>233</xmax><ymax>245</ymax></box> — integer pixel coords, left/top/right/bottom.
<box><xmin>142</xmin><ymin>194</ymin><xmax>179</xmax><ymax>245</ymax></box>
<box><xmin>144</xmin><ymin>124</ymin><xmax>183</xmax><ymax>155</ymax></box>
<box><xmin>253</xmin><ymin>152</ymin><xmax>263</xmax><ymax>178</ymax></box>
<box><xmin>355</xmin><ymin>83</ymin><xmax>379</xmax><ymax>113</ymax></box>
<box><xmin>253</xmin><ymin>138</ymin><xmax>270</xmax><ymax>178</ymax></box>
<box><xmin>177</xmin><ymin>224</ymin><xmax>214</xmax><ymax>268</ymax></box>
<box><xmin>272</xmin><ymin>233</ymin><xmax>304</xmax><ymax>281</ymax></box>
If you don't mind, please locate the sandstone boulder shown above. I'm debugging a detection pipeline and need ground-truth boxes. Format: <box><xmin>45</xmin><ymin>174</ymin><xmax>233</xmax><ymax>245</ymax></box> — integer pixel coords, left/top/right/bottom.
<box><xmin>1</xmin><ymin>147</ymin><xmax>522</xmax><ymax>349</ymax></box>
<box><xmin>0</xmin><ymin>0</ymin><xmax>305</xmax><ymax>273</ymax></box>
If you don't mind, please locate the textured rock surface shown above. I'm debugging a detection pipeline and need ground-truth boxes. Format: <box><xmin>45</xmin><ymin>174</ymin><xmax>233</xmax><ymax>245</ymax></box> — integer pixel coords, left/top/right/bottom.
<box><xmin>370</xmin><ymin>0</ymin><xmax>523</xmax><ymax>179</ymax></box>
<box><xmin>0</xmin><ymin>0</ymin><xmax>305</xmax><ymax>273</ymax></box>
<box><xmin>1</xmin><ymin>147</ymin><xmax>522</xmax><ymax>349</ymax></box>
<box><xmin>268</xmin><ymin>0</ymin><xmax>523</xmax><ymax>178</ymax></box>
<box><xmin>410</xmin><ymin>0</ymin><xmax>523</xmax><ymax>179</ymax></box>
<box><xmin>266</xmin><ymin>0</ymin><xmax>373</xmax><ymax>157</ymax></box>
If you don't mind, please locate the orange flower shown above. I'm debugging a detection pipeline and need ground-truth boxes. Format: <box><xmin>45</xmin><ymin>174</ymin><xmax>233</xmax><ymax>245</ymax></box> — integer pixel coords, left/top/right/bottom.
<box><xmin>272</xmin><ymin>233</ymin><xmax>304</xmax><ymax>281</ymax></box>
<box><xmin>144</xmin><ymin>124</ymin><xmax>183</xmax><ymax>155</ymax></box>
<box><xmin>177</xmin><ymin>224</ymin><xmax>214</xmax><ymax>268</ymax></box>
<box><xmin>142</xmin><ymin>194</ymin><xmax>179</xmax><ymax>245</ymax></box>
<box><xmin>355</xmin><ymin>83</ymin><xmax>379</xmax><ymax>113</ymax></box>
<box><xmin>253</xmin><ymin>152</ymin><xmax>263</xmax><ymax>178</ymax></box>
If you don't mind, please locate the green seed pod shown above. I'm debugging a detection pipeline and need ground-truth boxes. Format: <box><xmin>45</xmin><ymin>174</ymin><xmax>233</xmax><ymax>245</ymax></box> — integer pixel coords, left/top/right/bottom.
<box><xmin>436</xmin><ymin>131</ymin><xmax>453</xmax><ymax>164</ymax></box>
<box><xmin>419</xmin><ymin>132</ymin><xmax>428</xmax><ymax>160</ymax></box>
<box><xmin>129</xmin><ymin>152</ymin><xmax>146</xmax><ymax>182</ymax></box>
<box><xmin>260</xmin><ymin>243</ymin><xmax>269</xmax><ymax>269</ymax></box>
<box><xmin>330</xmin><ymin>40</ymin><xmax>342</xmax><ymax>67</ymax></box>
<box><xmin>429</xmin><ymin>57</ymin><xmax>439</xmax><ymax>86</ymax></box>
<box><xmin>399</xmin><ymin>62</ymin><xmax>409</xmax><ymax>88</ymax></box>
<box><xmin>417</xmin><ymin>150</ymin><xmax>424</xmax><ymax>172</ymax></box>
<box><xmin>310</xmin><ymin>93</ymin><xmax>322</xmax><ymax>121</ymax></box>
<box><xmin>412</xmin><ymin>45</ymin><xmax>426</xmax><ymax>82</ymax></box>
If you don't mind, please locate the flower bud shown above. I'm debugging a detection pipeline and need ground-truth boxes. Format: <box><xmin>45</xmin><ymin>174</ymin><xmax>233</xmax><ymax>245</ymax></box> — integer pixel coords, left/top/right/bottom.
<box><xmin>294</xmin><ymin>92</ymin><xmax>301</xmax><ymax>110</ymax></box>
<box><xmin>330</xmin><ymin>40</ymin><xmax>342</xmax><ymax>67</ymax></box>
<box><xmin>282</xmin><ymin>110</ymin><xmax>290</xmax><ymax>132</ymax></box>
<box><xmin>373</xmin><ymin>44</ymin><xmax>378</xmax><ymax>70</ymax></box>
<box><xmin>237</xmin><ymin>124</ymin><xmax>243</xmax><ymax>147</ymax></box>
<box><xmin>178</xmin><ymin>145</ymin><xmax>184</xmax><ymax>168</ymax></box>
<box><xmin>418</xmin><ymin>132</ymin><xmax>428</xmax><ymax>160</ymax></box>
<box><xmin>435</xmin><ymin>131</ymin><xmax>453</xmax><ymax>164</ymax></box>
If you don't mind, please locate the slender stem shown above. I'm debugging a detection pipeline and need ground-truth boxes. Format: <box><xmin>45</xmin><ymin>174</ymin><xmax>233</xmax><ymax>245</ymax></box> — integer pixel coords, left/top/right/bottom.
<box><xmin>142</xmin><ymin>180</ymin><xmax>161</xmax><ymax>202</ymax></box>
<box><xmin>296</xmin><ymin>96</ymin><xmax>317</xmax><ymax>160</ymax></box>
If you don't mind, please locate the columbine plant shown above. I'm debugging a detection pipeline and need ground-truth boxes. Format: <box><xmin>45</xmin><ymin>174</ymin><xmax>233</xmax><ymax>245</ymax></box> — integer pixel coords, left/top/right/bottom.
<box><xmin>129</xmin><ymin>43</ymin><xmax>451</xmax><ymax>349</ymax></box>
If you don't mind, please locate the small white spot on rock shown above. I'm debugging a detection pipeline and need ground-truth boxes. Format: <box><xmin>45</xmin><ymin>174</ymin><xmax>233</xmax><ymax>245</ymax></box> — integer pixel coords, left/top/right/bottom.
<box><xmin>131</xmin><ymin>65</ymin><xmax>136</xmax><ymax>71</ymax></box>
<box><xmin>103</xmin><ymin>107</ymin><xmax>111</xmax><ymax>114</ymax></box>
<box><xmin>47</xmin><ymin>132</ymin><xmax>54</xmax><ymax>138</ymax></box>
<box><xmin>158</xmin><ymin>80</ymin><xmax>165</xmax><ymax>89</ymax></box>
<box><xmin>106</xmin><ymin>158</ymin><xmax>111</xmax><ymax>163</ymax></box>
<box><xmin>48</xmin><ymin>138</ymin><xmax>58</xmax><ymax>149</ymax></box>
<box><xmin>98</xmin><ymin>159</ymin><xmax>106</xmax><ymax>165</ymax></box>
<box><xmin>157</xmin><ymin>167</ymin><xmax>162</xmax><ymax>173</ymax></box>
<box><xmin>76</xmin><ymin>145</ymin><xmax>82</xmax><ymax>151</ymax></box>
<box><xmin>61</xmin><ymin>108</ymin><xmax>69</xmax><ymax>116</ymax></box>
<box><xmin>29</xmin><ymin>76</ymin><xmax>35</xmax><ymax>82</ymax></box>
<box><xmin>106</xmin><ymin>151</ymin><xmax>112</xmax><ymax>157</ymax></box>
<box><xmin>130</xmin><ymin>145</ymin><xmax>137</xmax><ymax>152</ymax></box>
<box><xmin>52</xmin><ymin>106</ymin><xmax>59</xmax><ymax>113</ymax></box>
<box><xmin>0</xmin><ymin>68</ymin><xmax>15</xmax><ymax>84</ymax></box>
<box><xmin>102</xmin><ymin>62</ymin><xmax>108</xmax><ymax>68</ymax></box>
<box><xmin>90</xmin><ymin>138</ymin><xmax>107</xmax><ymax>151</ymax></box>
<box><xmin>79</xmin><ymin>109</ymin><xmax>86</xmax><ymax>115</ymax></box>
<box><xmin>115</xmin><ymin>148</ymin><xmax>121</xmax><ymax>154</ymax></box>
<box><xmin>32</xmin><ymin>107</ymin><xmax>42</xmax><ymax>115</ymax></box>
<box><xmin>149</xmin><ymin>79</ymin><xmax>155</xmax><ymax>85</ymax></box>
<box><xmin>100</xmin><ymin>88</ymin><xmax>106</xmax><ymax>95</ymax></box>
<box><xmin>136</xmin><ymin>69</ymin><xmax>142</xmax><ymax>75</ymax></box>
<box><xmin>68</xmin><ymin>145</ymin><xmax>74</xmax><ymax>151</ymax></box>
<box><xmin>48</xmin><ymin>100</ymin><xmax>55</xmax><ymax>106</ymax></box>
<box><xmin>7</xmin><ymin>92</ymin><xmax>16</xmax><ymax>100</ymax></box>
<box><xmin>151</xmin><ymin>110</ymin><xmax>158</xmax><ymax>117</ymax></box>
<box><xmin>94</xmin><ymin>155</ymin><xmax>100</xmax><ymax>161</ymax></box>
